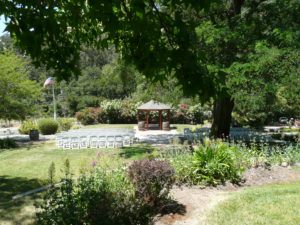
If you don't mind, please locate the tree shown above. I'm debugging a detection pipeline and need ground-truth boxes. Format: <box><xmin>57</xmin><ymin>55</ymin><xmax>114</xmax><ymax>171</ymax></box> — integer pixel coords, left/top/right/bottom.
<box><xmin>0</xmin><ymin>51</ymin><xmax>41</xmax><ymax>120</ymax></box>
<box><xmin>194</xmin><ymin>0</ymin><xmax>300</xmax><ymax>135</ymax></box>
<box><xmin>1</xmin><ymin>0</ymin><xmax>300</xmax><ymax>136</ymax></box>
<box><xmin>228</xmin><ymin>46</ymin><xmax>300</xmax><ymax>126</ymax></box>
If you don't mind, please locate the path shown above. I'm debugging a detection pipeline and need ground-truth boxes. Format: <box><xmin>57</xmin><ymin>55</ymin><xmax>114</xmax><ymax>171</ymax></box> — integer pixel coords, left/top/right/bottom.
<box><xmin>155</xmin><ymin>166</ymin><xmax>300</xmax><ymax>225</ymax></box>
<box><xmin>134</xmin><ymin>126</ymin><xmax>183</xmax><ymax>145</ymax></box>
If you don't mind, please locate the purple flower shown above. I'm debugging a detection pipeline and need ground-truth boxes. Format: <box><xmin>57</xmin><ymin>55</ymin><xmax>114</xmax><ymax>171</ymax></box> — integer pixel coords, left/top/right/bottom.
<box><xmin>108</xmin><ymin>153</ymin><xmax>115</xmax><ymax>158</ymax></box>
<box><xmin>91</xmin><ymin>161</ymin><xmax>97</xmax><ymax>166</ymax></box>
<box><xmin>97</xmin><ymin>152</ymin><xmax>104</xmax><ymax>157</ymax></box>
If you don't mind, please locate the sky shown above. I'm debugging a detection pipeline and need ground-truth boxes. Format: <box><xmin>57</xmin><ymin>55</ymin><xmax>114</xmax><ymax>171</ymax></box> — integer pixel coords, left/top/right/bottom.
<box><xmin>0</xmin><ymin>15</ymin><xmax>7</xmax><ymax>34</ymax></box>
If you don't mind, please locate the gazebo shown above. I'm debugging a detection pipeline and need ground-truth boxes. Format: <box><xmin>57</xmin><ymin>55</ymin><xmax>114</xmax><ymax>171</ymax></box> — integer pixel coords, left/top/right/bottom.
<box><xmin>137</xmin><ymin>100</ymin><xmax>171</xmax><ymax>130</ymax></box>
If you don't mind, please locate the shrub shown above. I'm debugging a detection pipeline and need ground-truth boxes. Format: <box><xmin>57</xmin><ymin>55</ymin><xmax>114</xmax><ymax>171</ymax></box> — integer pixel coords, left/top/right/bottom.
<box><xmin>169</xmin><ymin>153</ymin><xmax>196</xmax><ymax>184</ymax></box>
<box><xmin>0</xmin><ymin>138</ymin><xmax>17</xmax><ymax>149</ymax></box>
<box><xmin>18</xmin><ymin>119</ymin><xmax>38</xmax><ymax>134</ymax></box>
<box><xmin>38</xmin><ymin>118</ymin><xmax>59</xmax><ymax>135</ymax></box>
<box><xmin>57</xmin><ymin>118</ymin><xmax>74</xmax><ymax>131</ymax></box>
<box><xmin>75</xmin><ymin>107</ymin><xmax>98</xmax><ymax>125</ymax></box>
<box><xmin>37</xmin><ymin>163</ymin><xmax>154</xmax><ymax>225</ymax></box>
<box><xmin>193</xmin><ymin>139</ymin><xmax>243</xmax><ymax>185</ymax></box>
<box><xmin>128</xmin><ymin>159</ymin><xmax>175</xmax><ymax>207</ymax></box>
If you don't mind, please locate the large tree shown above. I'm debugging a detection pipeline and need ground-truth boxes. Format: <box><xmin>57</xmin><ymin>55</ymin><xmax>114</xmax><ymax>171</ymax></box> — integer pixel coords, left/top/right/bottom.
<box><xmin>0</xmin><ymin>51</ymin><xmax>41</xmax><ymax>120</ymax></box>
<box><xmin>194</xmin><ymin>0</ymin><xmax>300</xmax><ymax>135</ymax></box>
<box><xmin>1</xmin><ymin>0</ymin><xmax>299</xmax><ymax>136</ymax></box>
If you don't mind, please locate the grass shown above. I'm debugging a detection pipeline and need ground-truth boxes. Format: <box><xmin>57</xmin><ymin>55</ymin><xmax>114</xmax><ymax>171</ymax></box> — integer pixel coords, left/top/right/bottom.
<box><xmin>205</xmin><ymin>181</ymin><xmax>300</xmax><ymax>225</ymax></box>
<box><xmin>171</xmin><ymin>124</ymin><xmax>204</xmax><ymax>133</ymax></box>
<box><xmin>82</xmin><ymin>123</ymin><xmax>207</xmax><ymax>133</ymax></box>
<box><xmin>0</xmin><ymin>141</ymin><xmax>153</xmax><ymax>225</ymax></box>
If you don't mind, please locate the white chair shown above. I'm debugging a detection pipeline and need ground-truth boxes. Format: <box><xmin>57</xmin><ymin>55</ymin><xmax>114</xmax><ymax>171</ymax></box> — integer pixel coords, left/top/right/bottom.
<box><xmin>115</xmin><ymin>136</ymin><xmax>123</xmax><ymax>148</ymax></box>
<box><xmin>71</xmin><ymin>136</ymin><xmax>80</xmax><ymax>149</ymax></box>
<box><xmin>123</xmin><ymin>135</ymin><xmax>131</xmax><ymax>147</ymax></box>
<box><xmin>98</xmin><ymin>136</ymin><xmax>107</xmax><ymax>148</ymax></box>
<box><xmin>80</xmin><ymin>136</ymin><xmax>88</xmax><ymax>149</ymax></box>
<box><xmin>56</xmin><ymin>135</ymin><xmax>64</xmax><ymax>148</ymax></box>
<box><xmin>62</xmin><ymin>136</ymin><xmax>71</xmax><ymax>150</ymax></box>
<box><xmin>89</xmin><ymin>136</ymin><xmax>98</xmax><ymax>148</ymax></box>
<box><xmin>106</xmin><ymin>136</ymin><xmax>115</xmax><ymax>148</ymax></box>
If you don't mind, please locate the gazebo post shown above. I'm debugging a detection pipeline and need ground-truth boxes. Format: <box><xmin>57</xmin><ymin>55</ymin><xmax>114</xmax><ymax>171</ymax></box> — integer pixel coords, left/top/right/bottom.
<box><xmin>137</xmin><ymin>110</ymin><xmax>140</xmax><ymax>122</ymax></box>
<box><xmin>159</xmin><ymin>110</ymin><xmax>162</xmax><ymax>130</ymax></box>
<box><xmin>146</xmin><ymin>110</ymin><xmax>149</xmax><ymax>130</ymax></box>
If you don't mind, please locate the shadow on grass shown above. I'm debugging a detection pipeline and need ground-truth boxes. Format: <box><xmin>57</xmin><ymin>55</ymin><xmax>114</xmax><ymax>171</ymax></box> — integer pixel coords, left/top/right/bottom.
<box><xmin>0</xmin><ymin>175</ymin><xmax>44</xmax><ymax>224</ymax></box>
<box><xmin>120</xmin><ymin>145</ymin><xmax>155</xmax><ymax>160</ymax></box>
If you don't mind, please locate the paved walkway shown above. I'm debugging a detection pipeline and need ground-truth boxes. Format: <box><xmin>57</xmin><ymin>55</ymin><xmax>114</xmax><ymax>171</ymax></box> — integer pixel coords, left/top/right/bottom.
<box><xmin>134</xmin><ymin>126</ymin><xmax>183</xmax><ymax>145</ymax></box>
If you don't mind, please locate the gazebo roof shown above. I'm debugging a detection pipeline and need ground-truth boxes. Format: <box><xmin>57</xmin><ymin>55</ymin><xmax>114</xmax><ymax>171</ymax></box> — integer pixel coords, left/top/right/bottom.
<box><xmin>137</xmin><ymin>100</ymin><xmax>171</xmax><ymax>110</ymax></box>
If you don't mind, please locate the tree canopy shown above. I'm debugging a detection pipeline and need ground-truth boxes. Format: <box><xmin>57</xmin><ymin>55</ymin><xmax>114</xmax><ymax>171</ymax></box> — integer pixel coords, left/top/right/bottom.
<box><xmin>1</xmin><ymin>0</ymin><xmax>300</xmax><ymax>135</ymax></box>
<box><xmin>0</xmin><ymin>51</ymin><xmax>41</xmax><ymax>120</ymax></box>
<box><xmin>0</xmin><ymin>0</ymin><xmax>215</xmax><ymax>99</ymax></box>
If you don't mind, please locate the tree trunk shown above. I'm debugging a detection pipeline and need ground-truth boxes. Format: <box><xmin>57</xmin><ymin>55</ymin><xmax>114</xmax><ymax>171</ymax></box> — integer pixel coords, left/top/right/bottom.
<box><xmin>211</xmin><ymin>96</ymin><xmax>234</xmax><ymax>138</ymax></box>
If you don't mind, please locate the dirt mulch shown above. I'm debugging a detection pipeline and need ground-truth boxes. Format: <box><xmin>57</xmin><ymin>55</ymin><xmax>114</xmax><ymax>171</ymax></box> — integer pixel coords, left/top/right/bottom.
<box><xmin>155</xmin><ymin>166</ymin><xmax>300</xmax><ymax>225</ymax></box>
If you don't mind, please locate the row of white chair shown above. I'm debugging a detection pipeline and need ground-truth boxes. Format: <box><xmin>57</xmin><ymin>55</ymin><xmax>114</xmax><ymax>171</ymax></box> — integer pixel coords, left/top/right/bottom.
<box><xmin>56</xmin><ymin>135</ymin><xmax>134</xmax><ymax>150</ymax></box>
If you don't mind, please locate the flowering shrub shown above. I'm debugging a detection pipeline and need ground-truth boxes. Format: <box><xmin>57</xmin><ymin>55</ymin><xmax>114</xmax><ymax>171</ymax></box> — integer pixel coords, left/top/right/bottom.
<box><xmin>75</xmin><ymin>101</ymin><xmax>210</xmax><ymax>124</ymax></box>
<box><xmin>75</xmin><ymin>107</ymin><xmax>98</xmax><ymax>125</ymax></box>
<box><xmin>37</xmin><ymin>156</ymin><xmax>174</xmax><ymax>224</ymax></box>
<box><xmin>171</xmin><ymin>103</ymin><xmax>207</xmax><ymax>124</ymax></box>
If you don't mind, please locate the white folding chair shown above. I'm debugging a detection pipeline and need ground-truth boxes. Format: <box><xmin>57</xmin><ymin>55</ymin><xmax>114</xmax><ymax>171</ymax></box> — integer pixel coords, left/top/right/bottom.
<box><xmin>98</xmin><ymin>136</ymin><xmax>107</xmax><ymax>148</ymax></box>
<box><xmin>123</xmin><ymin>135</ymin><xmax>131</xmax><ymax>147</ymax></box>
<box><xmin>89</xmin><ymin>136</ymin><xmax>98</xmax><ymax>148</ymax></box>
<box><xmin>62</xmin><ymin>136</ymin><xmax>71</xmax><ymax>150</ymax></box>
<box><xmin>80</xmin><ymin>136</ymin><xmax>88</xmax><ymax>149</ymax></box>
<box><xmin>56</xmin><ymin>134</ymin><xmax>64</xmax><ymax>148</ymax></box>
<box><xmin>106</xmin><ymin>136</ymin><xmax>115</xmax><ymax>148</ymax></box>
<box><xmin>71</xmin><ymin>136</ymin><xmax>80</xmax><ymax>149</ymax></box>
<box><xmin>115</xmin><ymin>136</ymin><xmax>123</xmax><ymax>148</ymax></box>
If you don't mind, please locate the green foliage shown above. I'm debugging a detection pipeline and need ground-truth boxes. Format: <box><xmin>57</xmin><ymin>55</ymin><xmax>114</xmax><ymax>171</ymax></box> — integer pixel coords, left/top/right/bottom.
<box><xmin>75</xmin><ymin>108</ymin><xmax>98</xmax><ymax>125</ymax></box>
<box><xmin>228</xmin><ymin>48</ymin><xmax>300</xmax><ymax>126</ymax></box>
<box><xmin>18</xmin><ymin>119</ymin><xmax>38</xmax><ymax>135</ymax></box>
<box><xmin>57</xmin><ymin>118</ymin><xmax>74</xmax><ymax>131</ymax></box>
<box><xmin>271</xmin><ymin>133</ymin><xmax>299</xmax><ymax>143</ymax></box>
<box><xmin>128</xmin><ymin>159</ymin><xmax>175</xmax><ymax>207</ymax></box>
<box><xmin>38</xmin><ymin>118</ymin><xmax>59</xmax><ymax>135</ymax></box>
<box><xmin>75</xmin><ymin>100</ymin><xmax>210</xmax><ymax>125</ymax></box>
<box><xmin>0</xmin><ymin>138</ymin><xmax>17</xmax><ymax>149</ymax></box>
<box><xmin>0</xmin><ymin>51</ymin><xmax>41</xmax><ymax>120</ymax></box>
<box><xmin>1</xmin><ymin>0</ymin><xmax>216</xmax><ymax>99</ymax></box>
<box><xmin>281</xmin><ymin>128</ymin><xmax>300</xmax><ymax>133</ymax></box>
<box><xmin>169</xmin><ymin>154</ymin><xmax>196</xmax><ymax>185</ymax></box>
<box><xmin>193</xmin><ymin>140</ymin><xmax>243</xmax><ymax>185</ymax></box>
<box><xmin>37</xmin><ymin>157</ymin><xmax>175</xmax><ymax>225</ymax></box>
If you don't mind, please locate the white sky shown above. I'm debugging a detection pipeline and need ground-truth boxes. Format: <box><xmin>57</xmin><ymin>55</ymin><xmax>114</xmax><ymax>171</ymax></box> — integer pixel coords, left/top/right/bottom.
<box><xmin>0</xmin><ymin>15</ymin><xmax>8</xmax><ymax>34</ymax></box>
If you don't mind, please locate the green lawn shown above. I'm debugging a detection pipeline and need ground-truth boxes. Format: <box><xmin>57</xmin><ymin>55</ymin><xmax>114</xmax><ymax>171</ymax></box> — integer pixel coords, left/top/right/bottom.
<box><xmin>205</xmin><ymin>181</ymin><xmax>300</xmax><ymax>225</ymax></box>
<box><xmin>0</xmin><ymin>141</ymin><xmax>153</xmax><ymax>225</ymax></box>
<box><xmin>82</xmin><ymin>123</ymin><xmax>206</xmax><ymax>133</ymax></box>
<box><xmin>171</xmin><ymin>124</ymin><xmax>204</xmax><ymax>133</ymax></box>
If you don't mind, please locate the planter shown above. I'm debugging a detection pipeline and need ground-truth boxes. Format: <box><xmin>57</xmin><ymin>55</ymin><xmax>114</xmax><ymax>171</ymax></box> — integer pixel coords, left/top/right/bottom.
<box><xmin>29</xmin><ymin>129</ymin><xmax>39</xmax><ymax>141</ymax></box>
<box><xmin>138</xmin><ymin>121</ymin><xmax>145</xmax><ymax>131</ymax></box>
<box><xmin>162</xmin><ymin>121</ymin><xmax>170</xmax><ymax>131</ymax></box>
